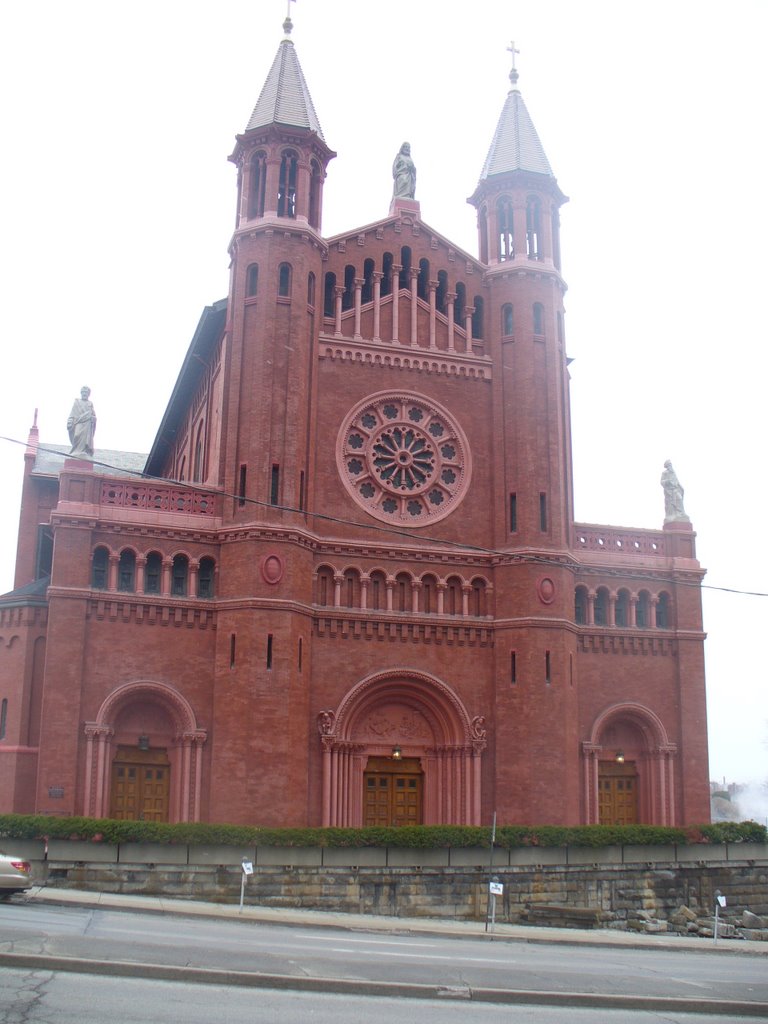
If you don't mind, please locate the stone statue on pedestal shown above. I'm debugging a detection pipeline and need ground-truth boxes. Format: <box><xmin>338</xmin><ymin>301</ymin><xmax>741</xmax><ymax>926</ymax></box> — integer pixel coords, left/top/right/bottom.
<box><xmin>67</xmin><ymin>386</ymin><xmax>97</xmax><ymax>459</ymax></box>
<box><xmin>661</xmin><ymin>460</ymin><xmax>689</xmax><ymax>523</ymax></box>
<box><xmin>392</xmin><ymin>142</ymin><xmax>416</xmax><ymax>200</ymax></box>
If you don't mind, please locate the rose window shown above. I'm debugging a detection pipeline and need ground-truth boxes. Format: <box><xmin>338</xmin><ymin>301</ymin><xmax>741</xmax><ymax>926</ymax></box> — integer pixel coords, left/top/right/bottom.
<box><xmin>337</xmin><ymin>392</ymin><xmax>471</xmax><ymax>526</ymax></box>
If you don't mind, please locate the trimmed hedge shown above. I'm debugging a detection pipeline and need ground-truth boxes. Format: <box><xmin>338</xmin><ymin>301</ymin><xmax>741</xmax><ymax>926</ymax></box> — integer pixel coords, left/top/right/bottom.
<box><xmin>0</xmin><ymin>815</ymin><xmax>764</xmax><ymax>848</ymax></box>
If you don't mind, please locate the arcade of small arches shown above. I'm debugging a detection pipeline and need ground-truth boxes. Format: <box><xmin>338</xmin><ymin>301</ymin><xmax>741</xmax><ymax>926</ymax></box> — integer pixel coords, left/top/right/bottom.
<box><xmin>478</xmin><ymin>192</ymin><xmax>562</xmax><ymax>270</ymax></box>
<box><xmin>314</xmin><ymin>565</ymin><xmax>491</xmax><ymax>618</ymax></box>
<box><xmin>90</xmin><ymin>546</ymin><xmax>216</xmax><ymax>600</ymax></box>
<box><xmin>575</xmin><ymin>585</ymin><xmax>672</xmax><ymax>630</ymax></box>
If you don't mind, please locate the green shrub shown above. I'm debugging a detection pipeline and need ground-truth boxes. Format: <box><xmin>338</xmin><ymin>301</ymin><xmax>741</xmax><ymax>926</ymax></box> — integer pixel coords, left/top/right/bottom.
<box><xmin>0</xmin><ymin>815</ymin><xmax>764</xmax><ymax>848</ymax></box>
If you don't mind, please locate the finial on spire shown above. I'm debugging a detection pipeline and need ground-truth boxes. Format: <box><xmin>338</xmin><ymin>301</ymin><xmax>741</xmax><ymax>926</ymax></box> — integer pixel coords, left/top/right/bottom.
<box><xmin>283</xmin><ymin>0</ymin><xmax>295</xmax><ymax>36</ymax></box>
<box><xmin>507</xmin><ymin>40</ymin><xmax>520</xmax><ymax>87</ymax></box>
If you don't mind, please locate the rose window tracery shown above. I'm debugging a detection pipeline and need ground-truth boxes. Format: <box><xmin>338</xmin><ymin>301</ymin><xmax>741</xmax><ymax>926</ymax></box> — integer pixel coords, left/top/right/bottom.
<box><xmin>337</xmin><ymin>392</ymin><xmax>471</xmax><ymax>525</ymax></box>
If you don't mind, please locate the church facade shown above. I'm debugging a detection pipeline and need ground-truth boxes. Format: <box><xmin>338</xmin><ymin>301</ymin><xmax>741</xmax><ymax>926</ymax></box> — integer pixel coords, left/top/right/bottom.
<box><xmin>0</xmin><ymin>23</ymin><xmax>710</xmax><ymax>829</ymax></box>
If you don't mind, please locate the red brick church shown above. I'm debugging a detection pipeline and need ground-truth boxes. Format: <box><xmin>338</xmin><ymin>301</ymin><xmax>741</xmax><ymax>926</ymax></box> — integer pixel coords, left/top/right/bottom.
<box><xmin>0</xmin><ymin>19</ymin><xmax>710</xmax><ymax>828</ymax></box>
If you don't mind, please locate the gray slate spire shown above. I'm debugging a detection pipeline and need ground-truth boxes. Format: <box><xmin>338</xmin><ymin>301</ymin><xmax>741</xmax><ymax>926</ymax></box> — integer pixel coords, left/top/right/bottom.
<box><xmin>245</xmin><ymin>24</ymin><xmax>326</xmax><ymax>139</ymax></box>
<box><xmin>479</xmin><ymin>68</ymin><xmax>554</xmax><ymax>180</ymax></box>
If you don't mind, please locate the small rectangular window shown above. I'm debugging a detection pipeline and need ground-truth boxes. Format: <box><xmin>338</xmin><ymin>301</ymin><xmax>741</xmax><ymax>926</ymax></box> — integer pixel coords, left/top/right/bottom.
<box><xmin>229</xmin><ymin>634</ymin><xmax>236</xmax><ymax>670</ymax></box>
<box><xmin>266</xmin><ymin>633</ymin><xmax>273</xmax><ymax>670</ymax></box>
<box><xmin>545</xmin><ymin>650</ymin><xmax>551</xmax><ymax>685</ymax></box>
<box><xmin>539</xmin><ymin>492</ymin><xmax>548</xmax><ymax>532</ymax></box>
<box><xmin>238</xmin><ymin>465</ymin><xmax>247</xmax><ymax>508</ymax></box>
<box><xmin>298</xmin><ymin>637</ymin><xmax>303</xmax><ymax>671</ymax></box>
<box><xmin>270</xmin><ymin>464</ymin><xmax>280</xmax><ymax>506</ymax></box>
<box><xmin>509</xmin><ymin>493</ymin><xmax>517</xmax><ymax>533</ymax></box>
<box><xmin>510</xmin><ymin>650</ymin><xmax>517</xmax><ymax>685</ymax></box>
<box><xmin>299</xmin><ymin>471</ymin><xmax>305</xmax><ymax>512</ymax></box>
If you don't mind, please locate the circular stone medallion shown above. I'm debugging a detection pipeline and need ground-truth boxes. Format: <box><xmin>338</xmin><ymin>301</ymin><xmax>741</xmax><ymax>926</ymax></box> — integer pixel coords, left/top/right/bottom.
<box><xmin>336</xmin><ymin>392</ymin><xmax>471</xmax><ymax>526</ymax></box>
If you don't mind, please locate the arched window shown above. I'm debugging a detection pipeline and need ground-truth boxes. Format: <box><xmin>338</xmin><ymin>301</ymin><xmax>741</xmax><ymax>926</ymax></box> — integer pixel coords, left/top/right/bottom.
<box><xmin>656</xmin><ymin>592</ymin><xmax>671</xmax><ymax>629</ymax></box>
<box><xmin>246</xmin><ymin>263</ymin><xmax>259</xmax><ymax>297</ymax></box>
<box><xmin>342</xmin><ymin>568</ymin><xmax>360</xmax><ymax>608</ymax></box>
<box><xmin>497</xmin><ymin>196</ymin><xmax>514</xmax><ymax>260</ymax></box>
<box><xmin>478</xmin><ymin>205</ymin><xmax>489</xmax><ymax>263</ymax></box>
<box><xmin>472</xmin><ymin>296</ymin><xmax>484</xmax><ymax>339</ymax></box>
<box><xmin>594</xmin><ymin>586</ymin><xmax>609</xmax><ymax>626</ymax></box>
<box><xmin>248</xmin><ymin>150</ymin><xmax>267</xmax><ymax>219</ymax></box>
<box><xmin>417</xmin><ymin>259</ymin><xmax>429</xmax><ymax>301</ymax></box>
<box><xmin>178</xmin><ymin>456</ymin><xmax>186</xmax><ymax>483</ymax></box>
<box><xmin>315</xmin><ymin>566</ymin><xmax>334</xmax><ymax>606</ymax></box>
<box><xmin>445</xmin><ymin>576</ymin><xmax>462</xmax><ymax>616</ymax></box>
<box><xmin>145</xmin><ymin>552</ymin><xmax>162</xmax><ymax>595</ymax></box>
<box><xmin>552</xmin><ymin>208</ymin><xmax>561</xmax><ymax>270</ymax></box>
<box><xmin>395</xmin><ymin>572</ymin><xmax>411</xmax><ymax>612</ymax></box>
<box><xmin>172</xmin><ymin>554</ymin><xmax>189</xmax><ymax>597</ymax></box>
<box><xmin>369</xmin><ymin>570</ymin><xmax>387</xmax><ymax>611</ymax></box>
<box><xmin>636</xmin><ymin>590</ymin><xmax>651</xmax><ymax>628</ymax></box>
<box><xmin>381</xmin><ymin>253</ymin><xmax>393</xmax><ymax>298</ymax></box>
<box><xmin>342</xmin><ymin>264</ymin><xmax>355</xmax><ymax>311</ymax></box>
<box><xmin>526</xmin><ymin>195</ymin><xmax>542</xmax><ymax>259</ymax></box>
<box><xmin>533</xmin><ymin>302</ymin><xmax>544</xmax><ymax>336</ymax></box>
<box><xmin>309</xmin><ymin>159</ymin><xmax>322</xmax><ymax>229</ymax></box>
<box><xmin>502</xmin><ymin>303</ymin><xmax>514</xmax><ymax>337</ymax></box>
<box><xmin>192</xmin><ymin>421</ymin><xmax>204</xmax><ymax>482</ymax></box>
<box><xmin>471</xmin><ymin>578</ymin><xmax>487</xmax><ymax>617</ymax></box>
<box><xmin>278</xmin><ymin>149</ymin><xmax>298</xmax><ymax>218</ymax></box>
<box><xmin>362</xmin><ymin>259</ymin><xmax>374</xmax><ymax>304</ymax></box>
<box><xmin>575</xmin><ymin>585</ymin><xmax>588</xmax><ymax>624</ymax></box>
<box><xmin>436</xmin><ymin>270</ymin><xmax>448</xmax><ymax>314</ymax></box>
<box><xmin>278</xmin><ymin>262</ymin><xmax>292</xmax><ymax>298</ymax></box>
<box><xmin>615</xmin><ymin>589</ymin><xmax>630</xmax><ymax>627</ymax></box>
<box><xmin>118</xmin><ymin>550</ymin><xmax>136</xmax><ymax>592</ymax></box>
<box><xmin>198</xmin><ymin>557</ymin><xmax>215</xmax><ymax>599</ymax></box>
<box><xmin>454</xmin><ymin>282</ymin><xmax>466</xmax><ymax>326</ymax></box>
<box><xmin>421</xmin><ymin>574</ymin><xmax>438</xmax><ymax>614</ymax></box>
<box><xmin>92</xmin><ymin>546</ymin><xmax>109</xmax><ymax>589</ymax></box>
<box><xmin>307</xmin><ymin>271</ymin><xmax>316</xmax><ymax>307</ymax></box>
<box><xmin>399</xmin><ymin>246</ymin><xmax>411</xmax><ymax>290</ymax></box>
<box><xmin>323</xmin><ymin>271</ymin><xmax>336</xmax><ymax>317</ymax></box>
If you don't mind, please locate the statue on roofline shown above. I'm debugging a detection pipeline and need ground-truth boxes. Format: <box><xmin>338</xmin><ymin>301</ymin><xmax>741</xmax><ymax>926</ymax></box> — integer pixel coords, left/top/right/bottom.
<box><xmin>392</xmin><ymin>141</ymin><xmax>416</xmax><ymax>200</ymax></box>
<box><xmin>660</xmin><ymin>460</ymin><xmax>689</xmax><ymax>523</ymax></box>
<box><xmin>67</xmin><ymin>386</ymin><xmax>97</xmax><ymax>459</ymax></box>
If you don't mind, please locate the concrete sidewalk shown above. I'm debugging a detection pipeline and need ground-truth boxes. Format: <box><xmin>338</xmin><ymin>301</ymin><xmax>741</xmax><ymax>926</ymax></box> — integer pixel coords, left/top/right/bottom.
<box><xmin>21</xmin><ymin>885</ymin><xmax>768</xmax><ymax>956</ymax></box>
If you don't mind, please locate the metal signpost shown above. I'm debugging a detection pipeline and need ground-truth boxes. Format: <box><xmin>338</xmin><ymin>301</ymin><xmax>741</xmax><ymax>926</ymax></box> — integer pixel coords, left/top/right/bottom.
<box><xmin>714</xmin><ymin>889</ymin><xmax>726</xmax><ymax>944</ymax></box>
<box><xmin>239</xmin><ymin>856</ymin><xmax>253</xmax><ymax>913</ymax></box>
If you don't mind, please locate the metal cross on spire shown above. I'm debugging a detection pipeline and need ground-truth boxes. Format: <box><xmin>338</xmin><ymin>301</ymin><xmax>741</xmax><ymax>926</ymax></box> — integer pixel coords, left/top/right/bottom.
<box><xmin>507</xmin><ymin>40</ymin><xmax>520</xmax><ymax>70</ymax></box>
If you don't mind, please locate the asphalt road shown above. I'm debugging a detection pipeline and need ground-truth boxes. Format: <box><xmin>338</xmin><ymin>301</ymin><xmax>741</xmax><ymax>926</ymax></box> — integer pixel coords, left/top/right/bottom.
<box><xmin>0</xmin><ymin>901</ymin><xmax>766</xmax><ymax>1017</ymax></box>
<box><xmin>0</xmin><ymin>967</ymin><xmax>763</xmax><ymax>1024</ymax></box>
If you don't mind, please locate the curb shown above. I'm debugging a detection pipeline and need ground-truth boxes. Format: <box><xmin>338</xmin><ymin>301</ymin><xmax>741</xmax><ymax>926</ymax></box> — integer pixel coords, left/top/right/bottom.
<box><xmin>0</xmin><ymin>951</ymin><xmax>766</xmax><ymax>1017</ymax></box>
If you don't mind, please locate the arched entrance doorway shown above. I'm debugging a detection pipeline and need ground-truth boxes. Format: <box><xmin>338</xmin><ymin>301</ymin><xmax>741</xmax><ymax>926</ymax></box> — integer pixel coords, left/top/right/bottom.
<box><xmin>317</xmin><ymin>669</ymin><xmax>486</xmax><ymax>827</ymax></box>
<box><xmin>582</xmin><ymin>702</ymin><xmax>677</xmax><ymax>825</ymax></box>
<box><xmin>83</xmin><ymin>681</ymin><xmax>206</xmax><ymax>822</ymax></box>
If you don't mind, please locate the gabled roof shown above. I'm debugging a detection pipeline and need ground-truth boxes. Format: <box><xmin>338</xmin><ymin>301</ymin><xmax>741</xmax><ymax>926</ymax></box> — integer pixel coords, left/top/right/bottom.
<box><xmin>245</xmin><ymin>32</ymin><xmax>325</xmax><ymax>140</ymax></box>
<box><xmin>479</xmin><ymin>69</ymin><xmax>554</xmax><ymax>181</ymax></box>
<box><xmin>31</xmin><ymin>445</ymin><xmax>148</xmax><ymax>479</ymax></box>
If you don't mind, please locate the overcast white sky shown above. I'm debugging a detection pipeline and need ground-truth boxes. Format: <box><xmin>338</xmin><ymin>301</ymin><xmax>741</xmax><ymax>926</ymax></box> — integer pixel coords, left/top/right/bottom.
<box><xmin>1</xmin><ymin>1</ymin><xmax>766</xmax><ymax>807</ymax></box>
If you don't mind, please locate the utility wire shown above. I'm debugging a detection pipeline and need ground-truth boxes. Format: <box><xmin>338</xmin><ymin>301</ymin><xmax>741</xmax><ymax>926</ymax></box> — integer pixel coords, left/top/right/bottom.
<box><xmin>2</xmin><ymin>433</ymin><xmax>766</xmax><ymax>598</ymax></box>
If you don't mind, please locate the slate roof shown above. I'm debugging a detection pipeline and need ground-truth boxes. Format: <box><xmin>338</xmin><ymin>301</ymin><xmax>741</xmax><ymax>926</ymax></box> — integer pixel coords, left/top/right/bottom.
<box><xmin>479</xmin><ymin>72</ymin><xmax>554</xmax><ymax>180</ymax></box>
<box><xmin>32</xmin><ymin>445</ymin><xmax>148</xmax><ymax>479</ymax></box>
<box><xmin>0</xmin><ymin>576</ymin><xmax>49</xmax><ymax>602</ymax></box>
<box><xmin>245</xmin><ymin>36</ymin><xmax>325</xmax><ymax>139</ymax></box>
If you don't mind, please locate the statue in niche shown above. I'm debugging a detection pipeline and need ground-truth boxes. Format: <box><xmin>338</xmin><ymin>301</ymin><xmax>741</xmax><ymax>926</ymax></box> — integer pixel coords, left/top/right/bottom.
<box><xmin>67</xmin><ymin>386</ymin><xmax>97</xmax><ymax>459</ymax></box>
<box><xmin>392</xmin><ymin>141</ymin><xmax>416</xmax><ymax>200</ymax></box>
<box><xmin>660</xmin><ymin>460</ymin><xmax>689</xmax><ymax>522</ymax></box>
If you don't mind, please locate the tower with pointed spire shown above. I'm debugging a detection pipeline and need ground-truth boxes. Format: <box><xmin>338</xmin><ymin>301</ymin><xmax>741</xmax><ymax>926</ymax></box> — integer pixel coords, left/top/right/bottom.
<box><xmin>0</xmin><ymin>23</ymin><xmax>710</xmax><ymax>831</ymax></box>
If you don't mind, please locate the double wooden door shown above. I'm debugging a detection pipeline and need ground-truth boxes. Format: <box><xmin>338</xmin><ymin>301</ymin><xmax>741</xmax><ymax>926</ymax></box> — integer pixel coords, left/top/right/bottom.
<box><xmin>598</xmin><ymin>762</ymin><xmax>638</xmax><ymax>825</ymax></box>
<box><xmin>110</xmin><ymin>746</ymin><xmax>170</xmax><ymax>821</ymax></box>
<box><xmin>363</xmin><ymin>757</ymin><xmax>423</xmax><ymax>827</ymax></box>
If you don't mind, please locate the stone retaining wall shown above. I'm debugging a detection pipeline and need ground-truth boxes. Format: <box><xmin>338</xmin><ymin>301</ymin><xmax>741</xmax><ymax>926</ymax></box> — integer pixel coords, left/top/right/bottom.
<box><xmin>13</xmin><ymin>840</ymin><xmax>768</xmax><ymax>938</ymax></box>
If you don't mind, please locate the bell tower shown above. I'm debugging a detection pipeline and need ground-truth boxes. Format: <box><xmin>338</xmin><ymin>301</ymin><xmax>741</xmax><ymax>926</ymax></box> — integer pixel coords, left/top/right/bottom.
<box><xmin>468</xmin><ymin>53</ymin><xmax>572</xmax><ymax>553</ymax></box>
<box><xmin>221</xmin><ymin>14</ymin><xmax>335</xmax><ymax>522</ymax></box>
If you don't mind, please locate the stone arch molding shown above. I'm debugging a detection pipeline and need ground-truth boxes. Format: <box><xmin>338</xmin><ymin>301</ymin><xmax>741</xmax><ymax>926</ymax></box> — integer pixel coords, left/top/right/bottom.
<box><xmin>582</xmin><ymin>701</ymin><xmax>677</xmax><ymax>826</ymax></box>
<box><xmin>83</xmin><ymin>680</ymin><xmax>206</xmax><ymax>822</ymax></box>
<box><xmin>318</xmin><ymin>668</ymin><xmax>485</xmax><ymax>828</ymax></box>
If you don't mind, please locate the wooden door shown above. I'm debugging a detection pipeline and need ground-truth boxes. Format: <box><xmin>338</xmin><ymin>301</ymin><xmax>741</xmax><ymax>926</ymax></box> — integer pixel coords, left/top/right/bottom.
<box><xmin>363</xmin><ymin>757</ymin><xmax>423</xmax><ymax>827</ymax></box>
<box><xmin>598</xmin><ymin>761</ymin><xmax>638</xmax><ymax>825</ymax></box>
<box><xmin>110</xmin><ymin>747</ymin><xmax>170</xmax><ymax>821</ymax></box>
